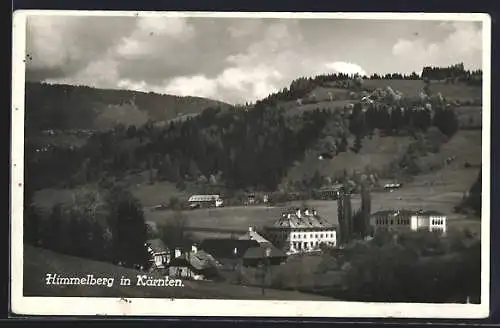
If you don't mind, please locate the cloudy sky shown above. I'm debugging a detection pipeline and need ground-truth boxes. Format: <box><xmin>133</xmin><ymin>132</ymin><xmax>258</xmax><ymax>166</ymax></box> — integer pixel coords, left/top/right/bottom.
<box><xmin>25</xmin><ymin>14</ymin><xmax>483</xmax><ymax>104</ymax></box>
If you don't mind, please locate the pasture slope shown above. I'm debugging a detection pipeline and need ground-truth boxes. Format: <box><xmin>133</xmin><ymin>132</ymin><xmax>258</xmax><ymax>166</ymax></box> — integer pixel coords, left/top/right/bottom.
<box><xmin>23</xmin><ymin>245</ymin><xmax>333</xmax><ymax>300</ymax></box>
<box><xmin>31</xmin><ymin>79</ymin><xmax>483</xmax><ymax>238</ymax></box>
<box><xmin>143</xmin><ymin>128</ymin><xmax>482</xmax><ymax>239</ymax></box>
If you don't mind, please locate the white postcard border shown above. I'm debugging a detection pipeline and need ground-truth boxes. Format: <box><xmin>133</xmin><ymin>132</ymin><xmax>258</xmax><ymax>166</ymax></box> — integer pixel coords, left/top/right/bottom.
<box><xmin>10</xmin><ymin>10</ymin><xmax>492</xmax><ymax>318</ymax></box>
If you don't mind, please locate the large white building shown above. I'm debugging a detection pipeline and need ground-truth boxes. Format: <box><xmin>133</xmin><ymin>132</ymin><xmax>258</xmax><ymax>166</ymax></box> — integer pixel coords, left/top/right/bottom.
<box><xmin>370</xmin><ymin>209</ymin><xmax>447</xmax><ymax>235</ymax></box>
<box><xmin>263</xmin><ymin>208</ymin><xmax>337</xmax><ymax>255</ymax></box>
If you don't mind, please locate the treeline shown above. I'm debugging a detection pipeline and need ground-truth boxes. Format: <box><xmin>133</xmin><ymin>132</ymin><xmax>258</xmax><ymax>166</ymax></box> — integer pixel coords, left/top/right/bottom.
<box><xmin>265</xmin><ymin>228</ymin><xmax>480</xmax><ymax>303</ymax></box>
<box><xmin>422</xmin><ymin>63</ymin><xmax>482</xmax><ymax>85</ymax></box>
<box><xmin>23</xmin><ymin>185</ymin><xmax>151</xmax><ymax>269</ymax></box>
<box><xmin>455</xmin><ymin>169</ymin><xmax>482</xmax><ymax>216</ymax></box>
<box><xmin>340</xmin><ymin>229</ymin><xmax>481</xmax><ymax>302</ymax></box>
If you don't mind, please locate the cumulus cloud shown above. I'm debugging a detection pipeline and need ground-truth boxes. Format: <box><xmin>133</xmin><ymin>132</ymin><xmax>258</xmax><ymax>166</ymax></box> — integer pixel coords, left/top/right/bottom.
<box><xmin>25</xmin><ymin>15</ymin><xmax>483</xmax><ymax>104</ymax></box>
<box><xmin>325</xmin><ymin>61</ymin><xmax>367</xmax><ymax>76</ymax></box>
<box><xmin>391</xmin><ymin>21</ymin><xmax>482</xmax><ymax>72</ymax></box>
<box><xmin>26</xmin><ymin>15</ymin><xmax>138</xmax><ymax>81</ymax></box>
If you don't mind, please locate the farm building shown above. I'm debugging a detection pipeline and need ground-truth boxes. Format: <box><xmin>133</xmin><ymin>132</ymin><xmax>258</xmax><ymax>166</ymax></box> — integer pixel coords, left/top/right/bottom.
<box><xmin>188</xmin><ymin>194</ymin><xmax>224</xmax><ymax>209</ymax></box>
<box><xmin>242</xmin><ymin>244</ymin><xmax>287</xmax><ymax>267</ymax></box>
<box><xmin>198</xmin><ymin>227</ymin><xmax>270</xmax><ymax>260</ymax></box>
<box><xmin>145</xmin><ymin>239</ymin><xmax>170</xmax><ymax>270</ymax></box>
<box><xmin>263</xmin><ymin>208</ymin><xmax>337</xmax><ymax>255</ymax></box>
<box><xmin>369</xmin><ymin>209</ymin><xmax>447</xmax><ymax>235</ymax></box>
<box><xmin>239</xmin><ymin>227</ymin><xmax>287</xmax><ymax>267</ymax></box>
<box><xmin>198</xmin><ymin>238</ymin><xmax>261</xmax><ymax>263</ymax></box>
<box><xmin>316</xmin><ymin>184</ymin><xmax>343</xmax><ymax>200</ymax></box>
<box><xmin>168</xmin><ymin>245</ymin><xmax>220</xmax><ymax>281</ymax></box>
<box><xmin>383</xmin><ymin>183</ymin><xmax>402</xmax><ymax>192</ymax></box>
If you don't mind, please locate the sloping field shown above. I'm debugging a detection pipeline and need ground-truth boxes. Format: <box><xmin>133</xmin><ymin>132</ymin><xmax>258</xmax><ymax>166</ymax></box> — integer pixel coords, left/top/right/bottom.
<box><xmin>285</xmin><ymin>134</ymin><xmax>413</xmax><ymax>182</ymax></box>
<box><xmin>23</xmin><ymin>245</ymin><xmax>333</xmax><ymax>300</ymax></box>
<box><xmin>284</xmin><ymin>100</ymin><xmax>353</xmax><ymax>116</ymax></box>
<box><xmin>455</xmin><ymin>106</ymin><xmax>483</xmax><ymax>128</ymax></box>
<box><xmin>362</xmin><ymin>79</ymin><xmax>481</xmax><ymax>103</ymax></box>
<box><xmin>33</xmin><ymin>177</ymin><xmax>185</xmax><ymax>212</ymax></box>
<box><xmin>145</xmin><ymin>201</ymin><xmax>349</xmax><ymax>241</ymax></box>
<box><xmin>130</xmin><ymin>180</ymin><xmax>188</xmax><ymax>207</ymax></box>
<box><xmin>368</xmin><ymin>130</ymin><xmax>482</xmax><ymax>221</ymax></box>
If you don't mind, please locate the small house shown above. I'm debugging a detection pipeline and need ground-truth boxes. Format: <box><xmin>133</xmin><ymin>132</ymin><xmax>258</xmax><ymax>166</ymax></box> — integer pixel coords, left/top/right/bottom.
<box><xmin>145</xmin><ymin>239</ymin><xmax>170</xmax><ymax>270</ymax></box>
<box><xmin>168</xmin><ymin>246</ymin><xmax>220</xmax><ymax>281</ymax></box>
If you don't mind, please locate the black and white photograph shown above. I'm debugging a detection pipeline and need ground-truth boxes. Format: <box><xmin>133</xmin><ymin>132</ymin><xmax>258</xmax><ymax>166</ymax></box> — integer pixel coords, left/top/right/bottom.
<box><xmin>11</xmin><ymin>11</ymin><xmax>490</xmax><ymax>317</ymax></box>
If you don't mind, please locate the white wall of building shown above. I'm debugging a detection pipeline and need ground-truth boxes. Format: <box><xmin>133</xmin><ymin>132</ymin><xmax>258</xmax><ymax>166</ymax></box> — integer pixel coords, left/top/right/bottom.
<box><xmin>429</xmin><ymin>215</ymin><xmax>447</xmax><ymax>234</ymax></box>
<box><xmin>369</xmin><ymin>213</ymin><xmax>447</xmax><ymax>235</ymax></box>
<box><xmin>265</xmin><ymin>228</ymin><xmax>337</xmax><ymax>254</ymax></box>
<box><xmin>287</xmin><ymin>229</ymin><xmax>337</xmax><ymax>253</ymax></box>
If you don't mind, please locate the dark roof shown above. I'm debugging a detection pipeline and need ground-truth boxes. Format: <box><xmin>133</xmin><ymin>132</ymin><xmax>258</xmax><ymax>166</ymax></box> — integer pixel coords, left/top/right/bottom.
<box><xmin>370</xmin><ymin>209</ymin><xmax>447</xmax><ymax>217</ymax></box>
<box><xmin>242</xmin><ymin>245</ymin><xmax>287</xmax><ymax>260</ymax></box>
<box><xmin>199</xmin><ymin>238</ymin><xmax>260</xmax><ymax>259</ymax></box>
<box><xmin>146</xmin><ymin>239</ymin><xmax>168</xmax><ymax>253</ymax></box>
<box><xmin>238</xmin><ymin>230</ymin><xmax>271</xmax><ymax>244</ymax></box>
<box><xmin>169</xmin><ymin>251</ymin><xmax>217</xmax><ymax>271</ymax></box>
<box><xmin>420</xmin><ymin>210</ymin><xmax>446</xmax><ymax>216</ymax></box>
<box><xmin>189</xmin><ymin>250</ymin><xmax>219</xmax><ymax>270</ymax></box>
<box><xmin>267</xmin><ymin>209</ymin><xmax>335</xmax><ymax>229</ymax></box>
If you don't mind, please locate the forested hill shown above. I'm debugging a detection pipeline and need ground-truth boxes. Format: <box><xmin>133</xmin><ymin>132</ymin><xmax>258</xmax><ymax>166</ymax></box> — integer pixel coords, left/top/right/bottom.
<box><xmin>24</xmin><ymin>82</ymin><xmax>231</xmax><ymax>132</ymax></box>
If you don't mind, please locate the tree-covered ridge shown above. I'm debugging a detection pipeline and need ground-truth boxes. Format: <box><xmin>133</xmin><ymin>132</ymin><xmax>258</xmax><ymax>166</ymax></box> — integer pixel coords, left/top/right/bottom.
<box><xmin>24</xmin><ymin>82</ymin><xmax>231</xmax><ymax>132</ymax></box>
<box><xmin>27</xmin><ymin>90</ymin><xmax>459</xmax><ymax>194</ymax></box>
<box><xmin>422</xmin><ymin>63</ymin><xmax>482</xmax><ymax>85</ymax></box>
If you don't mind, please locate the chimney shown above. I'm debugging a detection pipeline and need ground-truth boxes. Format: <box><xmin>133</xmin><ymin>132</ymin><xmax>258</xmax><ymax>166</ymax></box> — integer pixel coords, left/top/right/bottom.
<box><xmin>191</xmin><ymin>245</ymin><xmax>198</xmax><ymax>254</ymax></box>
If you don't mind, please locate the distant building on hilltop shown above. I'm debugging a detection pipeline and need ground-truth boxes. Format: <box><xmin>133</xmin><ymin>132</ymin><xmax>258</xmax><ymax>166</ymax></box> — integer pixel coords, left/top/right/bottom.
<box><xmin>370</xmin><ymin>209</ymin><xmax>447</xmax><ymax>235</ymax></box>
<box><xmin>263</xmin><ymin>208</ymin><xmax>337</xmax><ymax>255</ymax></box>
<box><xmin>188</xmin><ymin>194</ymin><xmax>224</xmax><ymax>209</ymax></box>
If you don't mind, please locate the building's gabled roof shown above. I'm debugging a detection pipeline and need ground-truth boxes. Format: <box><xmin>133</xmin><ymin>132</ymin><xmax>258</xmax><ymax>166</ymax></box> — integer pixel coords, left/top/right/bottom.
<box><xmin>199</xmin><ymin>238</ymin><xmax>260</xmax><ymax>259</ymax></box>
<box><xmin>188</xmin><ymin>250</ymin><xmax>218</xmax><ymax>270</ymax></box>
<box><xmin>419</xmin><ymin>210</ymin><xmax>446</xmax><ymax>216</ymax></box>
<box><xmin>188</xmin><ymin>195</ymin><xmax>221</xmax><ymax>202</ymax></box>
<box><xmin>170</xmin><ymin>251</ymin><xmax>218</xmax><ymax>271</ymax></box>
<box><xmin>319</xmin><ymin>184</ymin><xmax>343</xmax><ymax>191</ymax></box>
<box><xmin>267</xmin><ymin>208</ymin><xmax>335</xmax><ymax>230</ymax></box>
<box><xmin>146</xmin><ymin>239</ymin><xmax>168</xmax><ymax>253</ymax></box>
<box><xmin>238</xmin><ymin>229</ymin><xmax>270</xmax><ymax>244</ymax></box>
<box><xmin>371</xmin><ymin>209</ymin><xmax>415</xmax><ymax>217</ymax></box>
<box><xmin>371</xmin><ymin>209</ymin><xmax>447</xmax><ymax>217</ymax></box>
